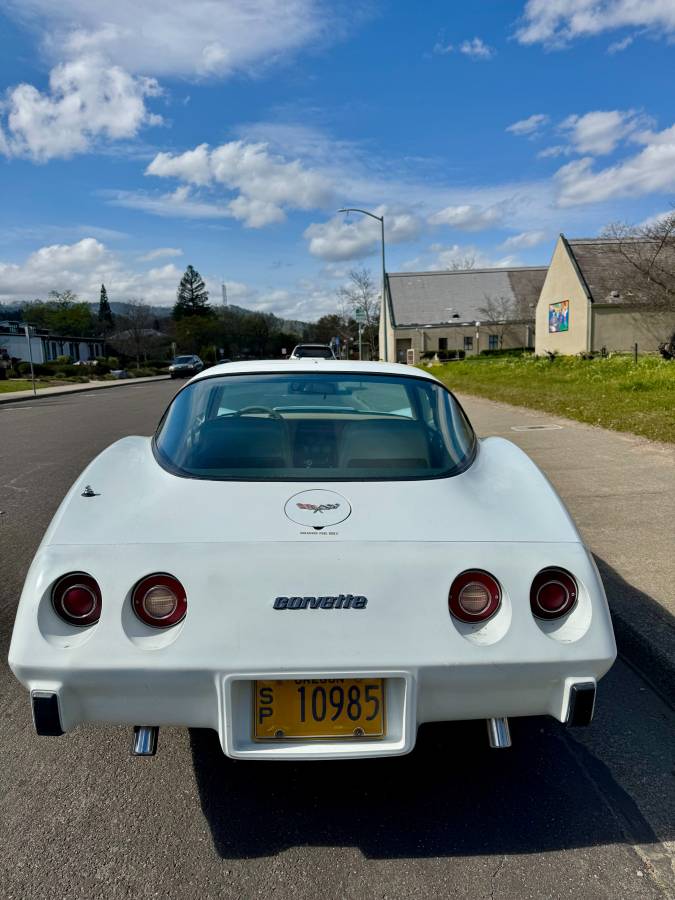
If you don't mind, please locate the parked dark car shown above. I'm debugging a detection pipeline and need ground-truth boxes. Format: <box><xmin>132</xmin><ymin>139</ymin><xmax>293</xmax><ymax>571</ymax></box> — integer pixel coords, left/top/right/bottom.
<box><xmin>289</xmin><ymin>344</ymin><xmax>336</xmax><ymax>359</ymax></box>
<box><xmin>168</xmin><ymin>355</ymin><xmax>204</xmax><ymax>378</ymax></box>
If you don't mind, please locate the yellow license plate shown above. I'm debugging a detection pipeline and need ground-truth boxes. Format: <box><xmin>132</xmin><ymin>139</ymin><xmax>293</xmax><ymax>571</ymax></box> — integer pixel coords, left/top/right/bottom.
<box><xmin>254</xmin><ymin>678</ymin><xmax>385</xmax><ymax>740</ymax></box>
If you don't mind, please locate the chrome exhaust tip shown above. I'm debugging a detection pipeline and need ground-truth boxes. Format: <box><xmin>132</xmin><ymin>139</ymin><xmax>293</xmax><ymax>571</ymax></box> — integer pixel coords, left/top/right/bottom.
<box><xmin>132</xmin><ymin>726</ymin><xmax>158</xmax><ymax>756</ymax></box>
<box><xmin>487</xmin><ymin>717</ymin><xmax>511</xmax><ymax>749</ymax></box>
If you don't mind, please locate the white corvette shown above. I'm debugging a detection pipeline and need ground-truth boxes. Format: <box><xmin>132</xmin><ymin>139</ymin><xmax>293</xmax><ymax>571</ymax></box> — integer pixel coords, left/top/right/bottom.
<box><xmin>9</xmin><ymin>360</ymin><xmax>616</xmax><ymax>760</ymax></box>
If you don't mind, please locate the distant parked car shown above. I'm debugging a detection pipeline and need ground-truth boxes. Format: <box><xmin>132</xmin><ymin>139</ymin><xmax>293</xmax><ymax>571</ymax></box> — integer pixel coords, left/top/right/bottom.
<box><xmin>290</xmin><ymin>344</ymin><xmax>336</xmax><ymax>359</ymax></box>
<box><xmin>110</xmin><ymin>369</ymin><xmax>129</xmax><ymax>379</ymax></box>
<box><xmin>168</xmin><ymin>355</ymin><xmax>204</xmax><ymax>378</ymax></box>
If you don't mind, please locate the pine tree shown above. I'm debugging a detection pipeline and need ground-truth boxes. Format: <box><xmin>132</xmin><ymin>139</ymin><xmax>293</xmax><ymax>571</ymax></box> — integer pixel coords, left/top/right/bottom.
<box><xmin>97</xmin><ymin>284</ymin><xmax>114</xmax><ymax>345</ymax></box>
<box><xmin>173</xmin><ymin>265</ymin><xmax>212</xmax><ymax>319</ymax></box>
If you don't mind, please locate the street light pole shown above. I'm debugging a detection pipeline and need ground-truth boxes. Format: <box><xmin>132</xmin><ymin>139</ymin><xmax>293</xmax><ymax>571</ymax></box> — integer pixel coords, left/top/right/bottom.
<box><xmin>338</xmin><ymin>208</ymin><xmax>388</xmax><ymax>362</ymax></box>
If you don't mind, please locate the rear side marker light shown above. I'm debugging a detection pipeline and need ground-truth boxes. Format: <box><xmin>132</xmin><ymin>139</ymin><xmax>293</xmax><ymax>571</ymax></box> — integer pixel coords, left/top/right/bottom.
<box><xmin>52</xmin><ymin>573</ymin><xmax>102</xmax><ymax>627</ymax></box>
<box><xmin>531</xmin><ymin>568</ymin><xmax>578</xmax><ymax>620</ymax></box>
<box><xmin>449</xmin><ymin>570</ymin><xmax>501</xmax><ymax>623</ymax></box>
<box><xmin>132</xmin><ymin>573</ymin><xmax>187</xmax><ymax>628</ymax></box>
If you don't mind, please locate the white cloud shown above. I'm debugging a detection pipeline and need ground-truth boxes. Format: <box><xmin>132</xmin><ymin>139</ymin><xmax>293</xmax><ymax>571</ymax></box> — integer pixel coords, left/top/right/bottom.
<box><xmin>0</xmin><ymin>237</ymin><xmax>184</xmax><ymax>305</ymax></box>
<box><xmin>428</xmin><ymin>203</ymin><xmax>506</xmax><ymax>231</ymax></box>
<box><xmin>500</xmin><ymin>230</ymin><xmax>548</xmax><ymax>249</ymax></box>
<box><xmin>420</xmin><ymin>243</ymin><xmax>521</xmax><ymax>271</ymax></box>
<box><xmin>506</xmin><ymin>114</ymin><xmax>550</xmax><ymax>136</ymax></box>
<box><xmin>0</xmin><ymin>235</ymin><xmax>340</xmax><ymax>318</ymax></box>
<box><xmin>607</xmin><ymin>34</ymin><xmax>635</xmax><ymax>52</ymax></box>
<box><xmin>432</xmin><ymin>40</ymin><xmax>454</xmax><ymax>55</ymax></box>
<box><xmin>555</xmin><ymin>122</ymin><xmax>675</xmax><ymax>205</ymax></box>
<box><xmin>107</xmin><ymin>186</ymin><xmax>231</xmax><ymax>219</ymax></box>
<box><xmin>3</xmin><ymin>0</ymin><xmax>332</xmax><ymax>78</ymax></box>
<box><xmin>559</xmin><ymin>109</ymin><xmax>643</xmax><ymax>155</ymax></box>
<box><xmin>537</xmin><ymin>145</ymin><xmax>571</xmax><ymax>159</ymax></box>
<box><xmin>138</xmin><ymin>247</ymin><xmax>183</xmax><ymax>261</ymax></box>
<box><xmin>0</xmin><ymin>55</ymin><xmax>162</xmax><ymax>161</ymax></box>
<box><xmin>459</xmin><ymin>37</ymin><xmax>495</xmax><ymax>59</ymax></box>
<box><xmin>304</xmin><ymin>208</ymin><xmax>421</xmax><ymax>261</ymax></box>
<box><xmin>145</xmin><ymin>140</ymin><xmax>335</xmax><ymax>227</ymax></box>
<box><xmin>516</xmin><ymin>0</ymin><xmax>675</xmax><ymax>46</ymax></box>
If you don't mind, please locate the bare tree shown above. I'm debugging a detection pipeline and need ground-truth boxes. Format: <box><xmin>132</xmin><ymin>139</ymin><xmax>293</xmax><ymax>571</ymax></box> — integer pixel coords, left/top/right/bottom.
<box><xmin>477</xmin><ymin>294</ymin><xmax>517</xmax><ymax>348</ymax></box>
<box><xmin>337</xmin><ymin>268</ymin><xmax>380</xmax><ymax>358</ymax></box>
<box><xmin>601</xmin><ymin>210</ymin><xmax>675</xmax><ymax>312</ymax></box>
<box><xmin>112</xmin><ymin>298</ymin><xmax>156</xmax><ymax>367</ymax></box>
<box><xmin>445</xmin><ymin>254</ymin><xmax>476</xmax><ymax>272</ymax></box>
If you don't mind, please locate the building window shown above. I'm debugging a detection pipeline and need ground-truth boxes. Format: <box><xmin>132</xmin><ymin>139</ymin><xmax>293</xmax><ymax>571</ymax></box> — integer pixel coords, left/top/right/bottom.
<box><xmin>438</xmin><ymin>338</ymin><xmax>447</xmax><ymax>351</ymax></box>
<box><xmin>488</xmin><ymin>334</ymin><xmax>499</xmax><ymax>350</ymax></box>
<box><xmin>463</xmin><ymin>336</ymin><xmax>473</xmax><ymax>350</ymax></box>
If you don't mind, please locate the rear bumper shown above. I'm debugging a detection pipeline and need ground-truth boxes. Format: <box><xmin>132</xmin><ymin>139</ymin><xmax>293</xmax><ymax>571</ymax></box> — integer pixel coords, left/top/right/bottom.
<box><xmin>21</xmin><ymin>663</ymin><xmax>605</xmax><ymax>760</ymax></box>
<box><xmin>10</xmin><ymin>539</ymin><xmax>616</xmax><ymax>759</ymax></box>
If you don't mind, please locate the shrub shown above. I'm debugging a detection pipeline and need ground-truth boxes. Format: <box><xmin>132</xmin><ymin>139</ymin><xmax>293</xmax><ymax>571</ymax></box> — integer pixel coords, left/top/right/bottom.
<box><xmin>16</xmin><ymin>361</ymin><xmax>51</xmax><ymax>377</ymax></box>
<box><xmin>478</xmin><ymin>348</ymin><xmax>529</xmax><ymax>358</ymax></box>
<box><xmin>146</xmin><ymin>358</ymin><xmax>171</xmax><ymax>368</ymax></box>
<box><xmin>45</xmin><ymin>362</ymin><xmax>80</xmax><ymax>376</ymax></box>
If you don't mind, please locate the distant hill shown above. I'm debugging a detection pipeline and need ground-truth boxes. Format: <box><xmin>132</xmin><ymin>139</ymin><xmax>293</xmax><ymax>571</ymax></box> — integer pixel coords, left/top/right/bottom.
<box><xmin>0</xmin><ymin>299</ymin><xmax>308</xmax><ymax>337</ymax></box>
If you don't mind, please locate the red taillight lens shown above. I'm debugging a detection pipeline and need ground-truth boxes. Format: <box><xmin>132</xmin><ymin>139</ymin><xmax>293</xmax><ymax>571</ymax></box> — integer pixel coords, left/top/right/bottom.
<box><xmin>52</xmin><ymin>573</ymin><xmax>102</xmax><ymax>626</ymax></box>
<box><xmin>531</xmin><ymin>568</ymin><xmax>577</xmax><ymax>620</ymax></box>
<box><xmin>132</xmin><ymin>574</ymin><xmax>187</xmax><ymax>627</ymax></box>
<box><xmin>449</xmin><ymin>570</ymin><xmax>501</xmax><ymax>623</ymax></box>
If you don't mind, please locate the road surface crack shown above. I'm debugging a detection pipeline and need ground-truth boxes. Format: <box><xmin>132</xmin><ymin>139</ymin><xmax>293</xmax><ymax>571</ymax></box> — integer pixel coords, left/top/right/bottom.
<box><xmin>490</xmin><ymin>855</ymin><xmax>506</xmax><ymax>900</ymax></box>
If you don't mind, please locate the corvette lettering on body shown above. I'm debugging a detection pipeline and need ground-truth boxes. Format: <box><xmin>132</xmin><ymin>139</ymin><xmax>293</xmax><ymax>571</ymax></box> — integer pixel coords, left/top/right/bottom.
<box><xmin>273</xmin><ymin>595</ymin><xmax>368</xmax><ymax>610</ymax></box>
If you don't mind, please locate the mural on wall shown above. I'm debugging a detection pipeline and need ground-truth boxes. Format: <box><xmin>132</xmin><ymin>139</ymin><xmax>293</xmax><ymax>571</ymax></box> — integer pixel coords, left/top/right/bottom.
<box><xmin>549</xmin><ymin>300</ymin><xmax>569</xmax><ymax>333</ymax></box>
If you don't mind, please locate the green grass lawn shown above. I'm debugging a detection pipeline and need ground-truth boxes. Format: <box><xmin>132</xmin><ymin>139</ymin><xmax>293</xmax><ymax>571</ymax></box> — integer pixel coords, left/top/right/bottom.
<box><xmin>433</xmin><ymin>354</ymin><xmax>675</xmax><ymax>444</ymax></box>
<box><xmin>0</xmin><ymin>376</ymin><xmax>88</xmax><ymax>394</ymax></box>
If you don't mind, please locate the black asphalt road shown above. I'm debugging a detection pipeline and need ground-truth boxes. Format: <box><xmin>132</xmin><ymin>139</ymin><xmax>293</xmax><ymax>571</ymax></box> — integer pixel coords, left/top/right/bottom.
<box><xmin>0</xmin><ymin>382</ymin><xmax>672</xmax><ymax>900</ymax></box>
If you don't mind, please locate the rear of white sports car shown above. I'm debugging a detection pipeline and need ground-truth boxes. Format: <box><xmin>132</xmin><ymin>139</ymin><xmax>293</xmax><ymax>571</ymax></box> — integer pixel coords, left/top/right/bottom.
<box><xmin>8</xmin><ymin>362</ymin><xmax>616</xmax><ymax>760</ymax></box>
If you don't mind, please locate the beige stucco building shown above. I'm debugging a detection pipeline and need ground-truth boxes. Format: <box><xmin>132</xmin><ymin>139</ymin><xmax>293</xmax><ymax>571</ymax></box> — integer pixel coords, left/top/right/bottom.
<box><xmin>535</xmin><ymin>236</ymin><xmax>675</xmax><ymax>356</ymax></box>
<box><xmin>381</xmin><ymin>267</ymin><xmax>547</xmax><ymax>364</ymax></box>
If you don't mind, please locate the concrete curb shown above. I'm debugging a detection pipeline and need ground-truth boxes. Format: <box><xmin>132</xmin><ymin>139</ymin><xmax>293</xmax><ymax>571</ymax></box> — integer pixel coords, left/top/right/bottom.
<box><xmin>0</xmin><ymin>375</ymin><xmax>170</xmax><ymax>405</ymax></box>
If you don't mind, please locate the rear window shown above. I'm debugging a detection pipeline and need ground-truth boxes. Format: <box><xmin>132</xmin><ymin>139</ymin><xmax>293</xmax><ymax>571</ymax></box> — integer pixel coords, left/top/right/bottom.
<box><xmin>293</xmin><ymin>346</ymin><xmax>334</xmax><ymax>358</ymax></box>
<box><xmin>154</xmin><ymin>372</ymin><xmax>476</xmax><ymax>481</ymax></box>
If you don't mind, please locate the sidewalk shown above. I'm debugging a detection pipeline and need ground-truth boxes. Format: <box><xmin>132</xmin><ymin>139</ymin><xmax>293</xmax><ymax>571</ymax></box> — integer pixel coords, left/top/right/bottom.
<box><xmin>0</xmin><ymin>374</ymin><xmax>169</xmax><ymax>405</ymax></box>
<box><xmin>459</xmin><ymin>392</ymin><xmax>675</xmax><ymax>700</ymax></box>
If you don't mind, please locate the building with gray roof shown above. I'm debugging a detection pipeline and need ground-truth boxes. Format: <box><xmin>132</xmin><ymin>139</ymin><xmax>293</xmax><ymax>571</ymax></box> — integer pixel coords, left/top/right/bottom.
<box><xmin>382</xmin><ymin>266</ymin><xmax>547</xmax><ymax>363</ymax></box>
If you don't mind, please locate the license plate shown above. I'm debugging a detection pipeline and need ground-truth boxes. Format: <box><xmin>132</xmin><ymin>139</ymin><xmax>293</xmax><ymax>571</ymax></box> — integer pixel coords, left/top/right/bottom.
<box><xmin>254</xmin><ymin>678</ymin><xmax>385</xmax><ymax>740</ymax></box>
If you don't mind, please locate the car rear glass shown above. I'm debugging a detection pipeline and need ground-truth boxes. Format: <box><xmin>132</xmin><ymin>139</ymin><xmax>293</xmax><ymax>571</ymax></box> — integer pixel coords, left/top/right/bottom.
<box><xmin>154</xmin><ymin>372</ymin><xmax>476</xmax><ymax>481</ymax></box>
<box><xmin>294</xmin><ymin>346</ymin><xmax>334</xmax><ymax>358</ymax></box>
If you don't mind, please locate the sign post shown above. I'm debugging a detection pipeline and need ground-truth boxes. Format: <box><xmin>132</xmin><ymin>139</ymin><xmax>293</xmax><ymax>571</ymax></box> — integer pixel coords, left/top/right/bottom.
<box><xmin>353</xmin><ymin>307</ymin><xmax>367</xmax><ymax>360</ymax></box>
<box><xmin>24</xmin><ymin>325</ymin><xmax>37</xmax><ymax>396</ymax></box>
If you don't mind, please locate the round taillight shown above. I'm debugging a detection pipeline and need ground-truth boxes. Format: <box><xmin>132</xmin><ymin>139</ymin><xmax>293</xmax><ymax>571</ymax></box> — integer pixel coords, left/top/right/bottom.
<box><xmin>52</xmin><ymin>573</ymin><xmax>102</xmax><ymax>626</ymax></box>
<box><xmin>449</xmin><ymin>570</ymin><xmax>501</xmax><ymax>623</ymax></box>
<box><xmin>132</xmin><ymin>574</ymin><xmax>187</xmax><ymax>628</ymax></box>
<box><xmin>531</xmin><ymin>568</ymin><xmax>577</xmax><ymax>620</ymax></box>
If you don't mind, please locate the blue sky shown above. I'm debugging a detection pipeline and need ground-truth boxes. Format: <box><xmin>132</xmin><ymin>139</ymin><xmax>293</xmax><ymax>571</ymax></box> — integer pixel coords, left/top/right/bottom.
<box><xmin>1</xmin><ymin>0</ymin><xmax>674</xmax><ymax>319</ymax></box>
